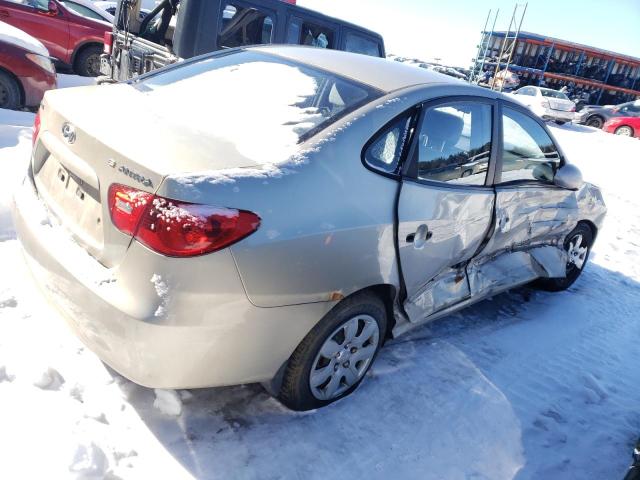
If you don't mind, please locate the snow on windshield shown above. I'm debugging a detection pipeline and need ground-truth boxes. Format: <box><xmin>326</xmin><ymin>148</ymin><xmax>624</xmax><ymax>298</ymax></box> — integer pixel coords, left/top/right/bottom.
<box><xmin>138</xmin><ymin>53</ymin><xmax>374</xmax><ymax>165</ymax></box>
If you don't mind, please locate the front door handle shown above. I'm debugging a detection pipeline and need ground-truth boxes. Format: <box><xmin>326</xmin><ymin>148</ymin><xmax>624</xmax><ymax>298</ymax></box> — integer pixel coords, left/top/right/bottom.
<box><xmin>407</xmin><ymin>224</ymin><xmax>432</xmax><ymax>249</ymax></box>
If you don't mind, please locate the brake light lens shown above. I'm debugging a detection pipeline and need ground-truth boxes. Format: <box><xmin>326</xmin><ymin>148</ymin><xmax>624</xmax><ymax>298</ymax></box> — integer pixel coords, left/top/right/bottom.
<box><xmin>32</xmin><ymin>110</ymin><xmax>41</xmax><ymax>147</ymax></box>
<box><xmin>570</xmin><ymin>105</ymin><xmax>576</xmax><ymax>112</ymax></box>
<box><xmin>103</xmin><ymin>31</ymin><xmax>114</xmax><ymax>55</ymax></box>
<box><xmin>108</xmin><ymin>184</ymin><xmax>260</xmax><ymax>257</ymax></box>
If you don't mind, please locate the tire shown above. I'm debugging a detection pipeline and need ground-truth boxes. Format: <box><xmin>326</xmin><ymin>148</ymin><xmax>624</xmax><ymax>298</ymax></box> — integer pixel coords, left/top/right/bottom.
<box><xmin>461</xmin><ymin>169</ymin><xmax>473</xmax><ymax>178</ymax></box>
<box><xmin>615</xmin><ymin>125</ymin><xmax>634</xmax><ymax>137</ymax></box>
<box><xmin>536</xmin><ymin>223</ymin><xmax>593</xmax><ymax>292</ymax></box>
<box><xmin>586</xmin><ymin>116</ymin><xmax>604</xmax><ymax>129</ymax></box>
<box><xmin>278</xmin><ymin>293</ymin><xmax>387</xmax><ymax>411</ymax></box>
<box><xmin>74</xmin><ymin>45</ymin><xmax>102</xmax><ymax>77</ymax></box>
<box><xmin>554</xmin><ymin>120</ymin><xmax>566</xmax><ymax>125</ymax></box>
<box><xmin>0</xmin><ymin>70</ymin><xmax>22</xmax><ymax>110</ymax></box>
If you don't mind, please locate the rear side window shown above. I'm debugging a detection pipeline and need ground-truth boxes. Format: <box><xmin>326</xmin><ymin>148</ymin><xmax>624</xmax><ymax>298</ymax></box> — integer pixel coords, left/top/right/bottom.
<box><xmin>500</xmin><ymin>107</ymin><xmax>561</xmax><ymax>183</ymax></box>
<box><xmin>219</xmin><ymin>3</ymin><xmax>274</xmax><ymax>48</ymax></box>
<box><xmin>416</xmin><ymin>102</ymin><xmax>492</xmax><ymax>186</ymax></box>
<box><xmin>345</xmin><ymin>33</ymin><xmax>381</xmax><ymax>57</ymax></box>
<box><xmin>364</xmin><ymin>114</ymin><xmax>412</xmax><ymax>174</ymax></box>
<box><xmin>61</xmin><ymin>1</ymin><xmax>104</xmax><ymax>20</ymax></box>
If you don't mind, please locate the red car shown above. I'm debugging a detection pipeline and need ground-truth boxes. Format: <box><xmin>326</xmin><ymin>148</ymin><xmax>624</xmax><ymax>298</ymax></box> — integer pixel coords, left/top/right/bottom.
<box><xmin>603</xmin><ymin>116</ymin><xmax>640</xmax><ymax>138</ymax></box>
<box><xmin>0</xmin><ymin>0</ymin><xmax>109</xmax><ymax>76</ymax></box>
<box><xmin>0</xmin><ymin>22</ymin><xmax>56</xmax><ymax>109</ymax></box>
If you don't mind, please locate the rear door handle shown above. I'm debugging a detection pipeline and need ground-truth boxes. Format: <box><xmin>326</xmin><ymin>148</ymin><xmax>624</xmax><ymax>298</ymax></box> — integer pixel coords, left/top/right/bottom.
<box><xmin>407</xmin><ymin>224</ymin><xmax>432</xmax><ymax>249</ymax></box>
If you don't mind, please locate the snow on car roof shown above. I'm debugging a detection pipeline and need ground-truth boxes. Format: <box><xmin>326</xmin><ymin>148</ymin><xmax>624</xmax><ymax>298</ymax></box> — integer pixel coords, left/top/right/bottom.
<box><xmin>0</xmin><ymin>20</ymin><xmax>48</xmax><ymax>57</ymax></box>
<box><xmin>252</xmin><ymin>45</ymin><xmax>463</xmax><ymax>93</ymax></box>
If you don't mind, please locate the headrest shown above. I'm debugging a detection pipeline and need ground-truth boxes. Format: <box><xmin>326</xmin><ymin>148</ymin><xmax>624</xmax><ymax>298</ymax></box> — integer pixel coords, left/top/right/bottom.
<box><xmin>423</xmin><ymin>109</ymin><xmax>464</xmax><ymax>144</ymax></box>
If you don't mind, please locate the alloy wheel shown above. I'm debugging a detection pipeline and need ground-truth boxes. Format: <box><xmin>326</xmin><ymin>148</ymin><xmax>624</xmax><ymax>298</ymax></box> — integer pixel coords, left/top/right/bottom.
<box><xmin>309</xmin><ymin>314</ymin><xmax>380</xmax><ymax>401</ymax></box>
<box><xmin>615</xmin><ymin>126</ymin><xmax>633</xmax><ymax>137</ymax></box>
<box><xmin>566</xmin><ymin>233</ymin><xmax>589</xmax><ymax>273</ymax></box>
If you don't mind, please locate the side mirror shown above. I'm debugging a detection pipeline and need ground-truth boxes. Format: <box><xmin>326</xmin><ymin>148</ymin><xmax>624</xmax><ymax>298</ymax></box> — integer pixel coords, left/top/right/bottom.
<box><xmin>47</xmin><ymin>0</ymin><xmax>58</xmax><ymax>15</ymax></box>
<box><xmin>554</xmin><ymin>164</ymin><xmax>583</xmax><ymax>190</ymax></box>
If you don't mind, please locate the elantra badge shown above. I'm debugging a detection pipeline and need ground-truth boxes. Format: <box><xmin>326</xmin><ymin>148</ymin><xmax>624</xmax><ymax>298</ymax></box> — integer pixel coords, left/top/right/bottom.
<box><xmin>62</xmin><ymin>122</ymin><xmax>76</xmax><ymax>144</ymax></box>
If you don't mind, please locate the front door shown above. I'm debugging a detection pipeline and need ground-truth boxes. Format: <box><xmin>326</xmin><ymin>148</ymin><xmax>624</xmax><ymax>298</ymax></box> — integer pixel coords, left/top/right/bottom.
<box><xmin>0</xmin><ymin>0</ymin><xmax>69</xmax><ymax>61</ymax></box>
<box><xmin>397</xmin><ymin>98</ymin><xmax>497</xmax><ymax>322</ymax></box>
<box><xmin>467</xmin><ymin>103</ymin><xmax>580</xmax><ymax>297</ymax></box>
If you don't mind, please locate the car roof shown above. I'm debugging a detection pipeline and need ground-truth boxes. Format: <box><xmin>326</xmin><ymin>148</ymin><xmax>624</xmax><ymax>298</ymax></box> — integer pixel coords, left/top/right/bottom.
<box><xmin>252</xmin><ymin>45</ymin><xmax>463</xmax><ymax>93</ymax></box>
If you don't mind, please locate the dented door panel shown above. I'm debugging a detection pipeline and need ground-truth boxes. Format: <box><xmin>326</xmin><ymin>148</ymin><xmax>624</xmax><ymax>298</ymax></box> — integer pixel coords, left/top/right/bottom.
<box><xmin>468</xmin><ymin>184</ymin><xmax>579</xmax><ymax>298</ymax></box>
<box><xmin>398</xmin><ymin>181</ymin><xmax>494</xmax><ymax>323</ymax></box>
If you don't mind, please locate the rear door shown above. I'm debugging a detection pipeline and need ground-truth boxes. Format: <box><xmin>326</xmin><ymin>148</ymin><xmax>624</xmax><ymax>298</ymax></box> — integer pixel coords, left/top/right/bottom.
<box><xmin>397</xmin><ymin>97</ymin><xmax>497</xmax><ymax>322</ymax></box>
<box><xmin>467</xmin><ymin>102</ymin><xmax>580</xmax><ymax>298</ymax></box>
<box><xmin>0</xmin><ymin>0</ymin><xmax>70</xmax><ymax>61</ymax></box>
<box><xmin>217</xmin><ymin>1</ymin><xmax>276</xmax><ymax>49</ymax></box>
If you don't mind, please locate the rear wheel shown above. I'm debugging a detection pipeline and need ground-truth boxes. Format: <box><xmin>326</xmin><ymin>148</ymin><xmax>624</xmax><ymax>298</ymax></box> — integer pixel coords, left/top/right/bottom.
<box><xmin>536</xmin><ymin>223</ymin><xmax>593</xmax><ymax>292</ymax></box>
<box><xmin>615</xmin><ymin>125</ymin><xmax>634</xmax><ymax>137</ymax></box>
<box><xmin>554</xmin><ymin>120</ymin><xmax>566</xmax><ymax>125</ymax></box>
<box><xmin>75</xmin><ymin>45</ymin><xmax>102</xmax><ymax>77</ymax></box>
<box><xmin>0</xmin><ymin>71</ymin><xmax>21</xmax><ymax>110</ymax></box>
<box><xmin>586</xmin><ymin>116</ymin><xmax>604</xmax><ymax>129</ymax></box>
<box><xmin>278</xmin><ymin>293</ymin><xmax>386</xmax><ymax>411</ymax></box>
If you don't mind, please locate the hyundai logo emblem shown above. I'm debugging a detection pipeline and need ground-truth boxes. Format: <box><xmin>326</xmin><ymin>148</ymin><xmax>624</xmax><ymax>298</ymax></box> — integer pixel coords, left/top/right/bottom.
<box><xmin>62</xmin><ymin>122</ymin><xmax>76</xmax><ymax>144</ymax></box>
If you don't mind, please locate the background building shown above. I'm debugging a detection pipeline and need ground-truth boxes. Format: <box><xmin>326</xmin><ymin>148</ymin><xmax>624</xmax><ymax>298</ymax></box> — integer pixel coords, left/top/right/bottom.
<box><xmin>479</xmin><ymin>31</ymin><xmax>640</xmax><ymax>105</ymax></box>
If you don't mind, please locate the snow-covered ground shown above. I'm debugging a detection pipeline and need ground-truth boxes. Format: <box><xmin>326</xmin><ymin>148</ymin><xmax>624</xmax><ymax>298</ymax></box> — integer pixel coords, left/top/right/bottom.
<box><xmin>0</xmin><ymin>80</ymin><xmax>639</xmax><ymax>479</ymax></box>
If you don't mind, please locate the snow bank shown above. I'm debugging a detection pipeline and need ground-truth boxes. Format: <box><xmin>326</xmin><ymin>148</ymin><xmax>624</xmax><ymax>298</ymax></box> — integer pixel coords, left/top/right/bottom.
<box><xmin>0</xmin><ymin>21</ymin><xmax>48</xmax><ymax>57</ymax></box>
<box><xmin>153</xmin><ymin>389</ymin><xmax>183</xmax><ymax>416</ymax></box>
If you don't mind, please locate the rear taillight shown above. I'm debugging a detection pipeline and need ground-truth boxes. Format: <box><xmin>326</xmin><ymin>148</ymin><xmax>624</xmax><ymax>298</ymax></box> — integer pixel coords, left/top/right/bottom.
<box><xmin>570</xmin><ymin>105</ymin><xmax>576</xmax><ymax>112</ymax></box>
<box><xmin>103</xmin><ymin>31</ymin><xmax>114</xmax><ymax>55</ymax></box>
<box><xmin>32</xmin><ymin>110</ymin><xmax>41</xmax><ymax>147</ymax></box>
<box><xmin>108</xmin><ymin>184</ymin><xmax>260</xmax><ymax>257</ymax></box>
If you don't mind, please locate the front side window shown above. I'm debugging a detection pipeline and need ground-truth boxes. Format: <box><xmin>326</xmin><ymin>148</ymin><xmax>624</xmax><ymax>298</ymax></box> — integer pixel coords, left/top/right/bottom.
<box><xmin>300</xmin><ymin>22</ymin><xmax>334</xmax><ymax>49</ymax></box>
<box><xmin>136</xmin><ymin>51</ymin><xmax>379</xmax><ymax>164</ymax></box>
<box><xmin>61</xmin><ymin>1</ymin><xmax>104</xmax><ymax>20</ymax></box>
<box><xmin>219</xmin><ymin>3</ymin><xmax>274</xmax><ymax>49</ymax></box>
<box><xmin>416</xmin><ymin>102</ymin><xmax>492</xmax><ymax>186</ymax></box>
<box><xmin>344</xmin><ymin>33</ymin><xmax>380</xmax><ymax>57</ymax></box>
<box><xmin>364</xmin><ymin>114</ymin><xmax>412</xmax><ymax>174</ymax></box>
<box><xmin>500</xmin><ymin>107</ymin><xmax>561</xmax><ymax>183</ymax></box>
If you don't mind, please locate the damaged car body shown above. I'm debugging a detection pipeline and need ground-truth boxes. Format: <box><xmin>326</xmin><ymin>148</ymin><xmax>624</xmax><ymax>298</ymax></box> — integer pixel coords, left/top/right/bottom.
<box><xmin>14</xmin><ymin>46</ymin><xmax>606</xmax><ymax>411</ymax></box>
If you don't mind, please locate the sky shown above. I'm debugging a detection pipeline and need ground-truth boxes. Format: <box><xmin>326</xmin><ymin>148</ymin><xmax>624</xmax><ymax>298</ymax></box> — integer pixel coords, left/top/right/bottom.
<box><xmin>297</xmin><ymin>0</ymin><xmax>640</xmax><ymax>67</ymax></box>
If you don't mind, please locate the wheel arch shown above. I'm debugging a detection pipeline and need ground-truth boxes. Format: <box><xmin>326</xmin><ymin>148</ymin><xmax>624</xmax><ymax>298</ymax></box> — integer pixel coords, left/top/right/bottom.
<box><xmin>0</xmin><ymin>65</ymin><xmax>25</xmax><ymax>107</ymax></box>
<box><xmin>71</xmin><ymin>41</ymin><xmax>103</xmax><ymax>68</ymax></box>
<box><xmin>615</xmin><ymin>124</ymin><xmax>635</xmax><ymax>136</ymax></box>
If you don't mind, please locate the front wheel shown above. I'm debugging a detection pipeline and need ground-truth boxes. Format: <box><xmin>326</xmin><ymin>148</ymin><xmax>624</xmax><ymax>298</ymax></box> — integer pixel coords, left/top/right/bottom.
<box><xmin>555</xmin><ymin>120</ymin><xmax>566</xmax><ymax>125</ymax></box>
<box><xmin>74</xmin><ymin>45</ymin><xmax>102</xmax><ymax>77</ymax></box>
<box><xmin>586</xmin><ymin>116</ymin><xmax>604</xmax><ymax>129</ymax></box>
<box><xmin>536</xmin><ymin>223</ymin><xmax>593</xmax><ymax>292</ymax></box>
<box><xmin>278</xmin><ymin>293</ymin><xmax>386</xmax><ymax>411</ymax></box>
<box><xmin>615</xmin><ymin>125</ymin><xmax>634</xmax><ymax>137</ymax></box>
<box><xmin>0</xmin><ymin>71</ymin><xmax>22</xmax><ymax>110</ymax></box>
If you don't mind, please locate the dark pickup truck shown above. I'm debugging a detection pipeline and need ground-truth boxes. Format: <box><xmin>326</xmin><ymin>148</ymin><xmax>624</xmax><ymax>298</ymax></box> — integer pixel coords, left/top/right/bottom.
<box><xmin>101</xmin><ymin>0</ymin><xmax>386</xmax><ymax>81</ymax></box>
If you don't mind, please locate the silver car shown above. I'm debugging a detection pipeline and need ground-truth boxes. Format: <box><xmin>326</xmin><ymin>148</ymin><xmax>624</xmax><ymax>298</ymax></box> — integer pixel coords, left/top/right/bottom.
<box><xmin>14</xmin><ymin>46</ymin><xmax>606</xmax><ymax>411</ymax></box>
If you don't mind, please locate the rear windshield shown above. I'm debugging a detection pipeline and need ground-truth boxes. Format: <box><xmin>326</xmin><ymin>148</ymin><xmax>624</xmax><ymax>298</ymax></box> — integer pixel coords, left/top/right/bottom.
<box><xmin>540</xmin><ymin>89</ymin><xmax>569</xmax><ymax>100</ymax></box>
<box><xmin>134</xmin><ymin>50</ymin><xmax>379</xmax><ymax>162</ymax></box>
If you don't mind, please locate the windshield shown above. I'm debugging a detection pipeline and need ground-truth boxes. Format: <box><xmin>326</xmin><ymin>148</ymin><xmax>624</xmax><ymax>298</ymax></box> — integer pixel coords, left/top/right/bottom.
<box><xmin>540</xmin><ymin>88</ymin><xmax>569</xmax><ymax>100</ymax></box>
<box><xmin>135</xmin><ymin>51</ymin><xmax>379</xmax><ymax>163</ymax></box>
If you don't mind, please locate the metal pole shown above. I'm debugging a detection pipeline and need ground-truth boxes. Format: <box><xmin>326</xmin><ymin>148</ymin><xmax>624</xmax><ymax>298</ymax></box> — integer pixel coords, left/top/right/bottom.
<box><xmin>498</xmin><ymin>2</ymin><xmax>528</xmax><ymax>92</ymax></box>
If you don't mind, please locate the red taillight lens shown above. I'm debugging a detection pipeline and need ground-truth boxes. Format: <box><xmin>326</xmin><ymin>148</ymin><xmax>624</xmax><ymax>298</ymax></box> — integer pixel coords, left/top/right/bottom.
<box><xmin>570</xmin><ymin>105</ymin><xmax>576</xmax><ymax>112</ymax></box>
<box><xmin>108</xmin><ymin>184</ymin><xmax>260</xmax><ymax>257</ymax></box>
<box><xmin>32</xmin><ymin>110</ymin><xmax>41</xmax><ymax>147</ymax></box>
<box><xmin>103</xmin><ymin>31</ymin><xmax>113</xmax><ymax>55</ymax></box>
<box><xmin>108</xmin><ymin>184</ymin><xmax>153</xmax><ymax>235</ymax></box>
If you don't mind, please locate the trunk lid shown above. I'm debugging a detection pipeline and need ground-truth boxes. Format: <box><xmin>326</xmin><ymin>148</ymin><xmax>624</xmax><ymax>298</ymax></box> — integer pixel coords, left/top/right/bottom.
<box><xmin>548</xmin><ymin>98</ymin><xmax>575</xmax><ymax>112</ymax></box>
<box><xmin>34</xmin><ymin>84</ymin><xmax>262</xmax><ymax>268</ymax></box>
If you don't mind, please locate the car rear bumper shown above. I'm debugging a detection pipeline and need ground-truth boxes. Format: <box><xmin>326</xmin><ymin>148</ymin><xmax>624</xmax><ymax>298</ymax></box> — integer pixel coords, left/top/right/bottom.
<box><xmin>541</xmin><ymin>108</ymin><xmax>575</xmax><ymax>122</ymax></box>
<box><xmin>13</xmin><ymin>176</ymin><xmax>332</xmax><ymax>389</ymax></box>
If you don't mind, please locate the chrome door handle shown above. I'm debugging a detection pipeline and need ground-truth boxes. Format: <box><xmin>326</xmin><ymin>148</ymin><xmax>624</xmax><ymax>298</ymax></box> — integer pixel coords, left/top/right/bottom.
<box><xmin>407</xmin><ymin>224</ymin><xmax>432</xmax><ymax>249</ymax></box>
